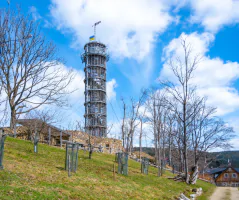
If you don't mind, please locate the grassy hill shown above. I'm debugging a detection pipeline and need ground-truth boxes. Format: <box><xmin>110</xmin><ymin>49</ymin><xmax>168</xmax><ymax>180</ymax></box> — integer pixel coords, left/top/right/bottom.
<box><xmin>0</xmin><ymin>137</ymin><xmax>215</xmax><ymax>200</ymax></box>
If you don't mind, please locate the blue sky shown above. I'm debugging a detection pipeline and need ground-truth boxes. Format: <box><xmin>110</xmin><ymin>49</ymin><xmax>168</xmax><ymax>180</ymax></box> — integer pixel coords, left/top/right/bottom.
<box><xmin>1</xmin><ymin>0</ymin><xmax>239</xmax><ymax>149</ymax></box>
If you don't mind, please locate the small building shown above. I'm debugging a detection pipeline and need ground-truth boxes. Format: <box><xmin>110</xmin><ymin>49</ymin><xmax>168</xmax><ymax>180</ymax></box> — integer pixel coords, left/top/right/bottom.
<box><xmin>2</xmin><ymin>119</ymin><xmax>124</xmax><ymax>154</ymax></box>
<box><xmin>205</xmin><ymin>166</ymin><xmax>239</xmax><ymax>187</ymax></box>
<box><xmin>2</xmin><ymin>119</ymin><xmax>71</xmax><ymax>146</ymax></box>
<box><xmin>1</xmin><ymin>119</ymin><xmax>123</xmax><ymax>154</ymax></box>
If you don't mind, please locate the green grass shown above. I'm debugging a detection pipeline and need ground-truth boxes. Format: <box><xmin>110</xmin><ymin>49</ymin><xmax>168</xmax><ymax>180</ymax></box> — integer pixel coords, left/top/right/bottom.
<box><xmin>0</xmin><ymin>137</ymin><xmax>216</xmax><ymax>199</ymax></box>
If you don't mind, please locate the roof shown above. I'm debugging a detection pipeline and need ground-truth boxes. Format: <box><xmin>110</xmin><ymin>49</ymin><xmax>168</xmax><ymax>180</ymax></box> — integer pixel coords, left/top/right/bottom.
<box><xmin>205</xmin><ymin>167</ymin><xmax>239</xmax><ymax>174</ymax></box>
<box><xmin>205</xmin><ymin>168</ymin><xmax>226</xmax><ymax>174</ymax></box>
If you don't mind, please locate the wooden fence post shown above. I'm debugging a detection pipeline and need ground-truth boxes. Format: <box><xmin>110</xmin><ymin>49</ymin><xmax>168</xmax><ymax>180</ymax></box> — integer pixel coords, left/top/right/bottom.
<box><xmin>113</xmin><ymin>162</ymin><xmax>116</xmax><ymax>180</ymax></box>
<box><xmin>68</xmin><ymin>154</ymin><xmax>71</xmax><ymax>177</ymax></box>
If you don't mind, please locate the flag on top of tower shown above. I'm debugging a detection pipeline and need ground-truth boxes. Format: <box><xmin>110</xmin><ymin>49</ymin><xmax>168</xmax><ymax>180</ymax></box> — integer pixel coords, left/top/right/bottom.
<box><xmin>89</xmin><ymin>35</ymin><xmax>95</xmax><ymax>41</ymax></box>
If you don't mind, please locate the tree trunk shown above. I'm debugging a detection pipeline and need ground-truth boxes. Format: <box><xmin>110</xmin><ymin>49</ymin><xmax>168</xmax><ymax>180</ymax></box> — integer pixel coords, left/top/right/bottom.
<box><xmin>10</xmin><ymin>107</ymin><xmax>16</xmax><ymax>130</ymax></box>
<box><xmin>88</xmin><ymin>135</ymin><xmax>93</xmax><ymax>159</ymax></box>
<box><xmin>10</xmin><ymin>106</ymin><xmax>17</xmax><ymax>137</ymax></box>
<box><xmin>89</xmin><ymin>146</ymin><xmax>93</xmax><ymax>159</ymax></box>
<box><xmin>157</xmin><ymin>166</ymin><xmax>161</xmax><ymax>177</ymax></box>
<box><xmin>126</xmin><ymin>133</ymin><xmax>130</xmax><ymax>153</ymax></box>
<box><xmin>168</xmin><ymin>128</ymin><xmax>172</xmax><ymax>166</ymax></box>
<box><xmin>183</xmin><ymin>101</ymin><xmax>189</xmax><ymax>183</ymax></box>
<box><xmin>157</xmin><ymin>126</ymin><xmax>161</xmax><ymax>177</ymax></box>
<box><xmin>190</xmin><ymin>150</ymin><xmax>199</xmax><ymax>184</ymax></box>
<box><xmin>190</xmin><ymin>162</ymin><xmax>199</xmax><ymax>184</ymax></box>
<box><xmin>122</xmin><ymin>103</ymin><xmax>126</xmax><ymax>148</ymax></box>
<box><xmin>130</xmin><ymin>130</ymin><xmax>134</xmax><ymax>155</ymax></box>
<box><xmin>139</xmin><ymin>118</ymin><xmax>142</xmax><ymax>160</ymax></box>
<box><xmin>180</xmin><ymin>150</ymin><xmax>184</xmax><ymax>172</ymax></box>
<box><xmin>153</xmin><ymin>100</ymin><xmax>158</xmax><ymax>166</ymax></box>
<box><xmin>157</xmin><ymin>125</ymin><xmax>161</xmax><ymax>177</ymax></box>
<box><xmin>183</xmin><ymin>148</ymin><xmax>189</xmax><ymax>183</ymax></box>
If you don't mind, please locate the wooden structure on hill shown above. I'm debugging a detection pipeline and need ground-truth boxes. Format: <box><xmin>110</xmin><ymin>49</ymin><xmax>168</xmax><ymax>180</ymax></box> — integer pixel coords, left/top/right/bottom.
<box><xmin>2</xmin><ymin>120</ymin><xmax>123</xmax><ymax>153</ymax></box>
<box><xmin>2</xmin><ymin>119</ymin><xmax>71</xmax><ymax>147</ymax></box>
<box><xmin>204</xmin><ymin>166</ymin><xmax>239</xmax><ymax>187</ymax></box>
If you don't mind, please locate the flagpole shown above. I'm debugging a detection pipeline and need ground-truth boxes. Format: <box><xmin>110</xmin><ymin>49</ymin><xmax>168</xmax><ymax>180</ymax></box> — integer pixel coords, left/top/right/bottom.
<box><xmin>92</xmin><ymin>21</ymin><xmax>101</xmax><ymax>41</ymax></box>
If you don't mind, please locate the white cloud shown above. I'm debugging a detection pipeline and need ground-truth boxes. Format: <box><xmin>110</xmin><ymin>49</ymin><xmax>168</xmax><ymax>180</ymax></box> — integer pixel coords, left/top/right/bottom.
<box><xmin>160</xmin><ymin>32</ymin><xmax>239</xmax><ymax>116</ymax></box>
<box><xmin>106</xmin><ymin>79</ymin><xmax>117</xmax><ymax>101</ymax></box>
<box><xmin>226</xmin><ymin>117</ymin><xmax>239</xmax><ymax>150</ymax></box>
<box><xmin>107</xmin><ymin>120</ymin><xmax>121</xmax><ymax>139</ymax></box>
<box><xmin>108</xmin><ymin>117</ymin><xmax>154</xmax><ymax>147</ymax></box>
<box><xmin>117</xmin><ymin>55</ymin><xmax>154</xmax><ymax>88</ymax></box>
<box><xmin>0</xmin><ymin>91</ymin><xmax>8</xmax><ymax>126</ymax></box>
<box><xmin>49</xmin><ymin>0</ymin><xmax>173</xmax><ymax>60</ymax></box>
<box><xmin>29</xmin><ymin>6</ymin><xmax>42</xmax><ymax>21</ymax></box>
<box><xmin>66</xmin><ymin>67</ymin><xmax>85</xmax><ymax>106</ymax></box>
<box><xmin>189</xmin><ymin>0</ymin><xmax>239</xmax><ymax>32</ymax></box>
<box><xmin>198</xmin><ymin>87</ymin><xmax>239</xmax><ymax>115</ymax></box>
<box><xmin>229</xmin><ymin>138</ymin><xmax>239</xmax><ymax>150</ymax></box>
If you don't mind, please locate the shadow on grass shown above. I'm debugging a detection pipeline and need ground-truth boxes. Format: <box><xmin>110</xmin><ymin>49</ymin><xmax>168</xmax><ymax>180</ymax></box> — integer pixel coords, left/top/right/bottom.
<box><xmin>56</xmin><ymin>167</ymin><xmax>65</xmax><ymax>171</ymax></box>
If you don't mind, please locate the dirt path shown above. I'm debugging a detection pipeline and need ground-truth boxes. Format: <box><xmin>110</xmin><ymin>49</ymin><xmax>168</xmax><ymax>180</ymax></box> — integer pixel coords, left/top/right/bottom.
<box><xmin>210</xmin><ymin>187</ymin><xmax>239</xmax><ymax>200</ymax></box>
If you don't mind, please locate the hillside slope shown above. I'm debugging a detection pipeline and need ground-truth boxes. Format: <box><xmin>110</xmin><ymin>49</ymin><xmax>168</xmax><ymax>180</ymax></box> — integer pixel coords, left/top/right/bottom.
<box><xmin>0</xmin><ymin>137</ymin><xmax>215</xmax><ymax>200</ymax></box>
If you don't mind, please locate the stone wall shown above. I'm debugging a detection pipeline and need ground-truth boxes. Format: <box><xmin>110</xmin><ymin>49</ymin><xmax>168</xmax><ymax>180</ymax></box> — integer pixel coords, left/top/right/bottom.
<box><xmin>70</xmin><ymin>131</ymin><xmax>123</xmax><ymax>154</ymax></box>
<box><xmin>1</xmin><ymin>126</ymin><xmax>123</xmax><ymax>153</ymax></box>
<box><xmin>1</xmin><ymin>126</ymin><xmax>69</xmax><ymax>146</ymax></box>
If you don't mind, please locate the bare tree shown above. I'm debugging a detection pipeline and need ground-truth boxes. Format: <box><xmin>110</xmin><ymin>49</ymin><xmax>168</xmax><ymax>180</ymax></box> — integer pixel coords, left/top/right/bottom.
<box><xmin>0</xmin><ymin>8</ymin><xmax>74</xmax><ymax>132</ymax></box>
<box><xmin>121</xmin><ymin>90</ymin><xmax>147</xmax><ymax>154</ymax></box>
<box><xmin>0</xmin><ymin>89</ymin><xmax>8</xmax><ymax>127</ymax></box>
<box><xmin>189</xmin><ymin>99</ymin><xmax>234</xmax><ymax>184</ymax></box>
<box><xmin>107</xmin><ymin>123</ymin><xmax>113</xmax><ymax>137</ymax></box>
<box><xmin>75</xmin><ymin>120</ymin><xmax>85</xmax><ymax>132</ymax></box>
<box><xmin>160</xmin><ymin>37</ymin><xmax>203</xmax><ymax>183</ymax></box>
<box><xmin>200</xmin><ymin>153</ymin><xmax>222</xmax><ymax>178</ymax></box>
<box><xmin>121</xmin><ymin>98</ymin><xmax>126</xmax><ymax>148</ymax></box>
<box><xmin>146</xmin><ymin>89</ymin><xmax>166</xmax><ymax>176</ymax></box>
<box><xmin>173</xmin><ymin>118</ymin><xmax>184</xmax><ymax>172</ymax></box>
<box><xmin>165</xmin><ymin>109</ymin><xmax>176</xmax><ymax>167</ymax></box>
<box><xmin>138</xmin><ymin>107</ymin><xmax>146</xmax><ymax>161</ymax></box>
<box><xmin>23</xmin><ymin>109</ymin><xmax>63</xmax><ymax>141</ymax></box>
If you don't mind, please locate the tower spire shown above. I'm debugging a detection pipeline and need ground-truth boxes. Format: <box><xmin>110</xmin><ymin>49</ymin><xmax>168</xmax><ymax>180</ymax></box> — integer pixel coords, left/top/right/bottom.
<box><xmin>92</xmin><ymin>21</ymin><xmax>101</xmax><ymax>41</ymax></box>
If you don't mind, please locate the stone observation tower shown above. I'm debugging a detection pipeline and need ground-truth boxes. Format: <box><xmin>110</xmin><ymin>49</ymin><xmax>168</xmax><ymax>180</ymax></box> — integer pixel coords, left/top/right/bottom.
<box><xmin>81</xmin><ymin>21</ymin><xmax>109</xmax><ymax>137</ymax></box>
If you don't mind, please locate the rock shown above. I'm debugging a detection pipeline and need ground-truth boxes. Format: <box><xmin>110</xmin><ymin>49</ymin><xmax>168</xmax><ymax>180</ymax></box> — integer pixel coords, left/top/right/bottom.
<box><xmin>192</xmin><ymin>188</ymin><xmax>197</xmax><ymax>192</ymax></box>
<box><xmin>180</xmin><ymin>193</ymin><xmax>190</xmax><ymax>200</ymax></box>
<box><xmin>190</xmin><ymin>194</ymin><xmax>196</xmax><ymax>200</ymax></box>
